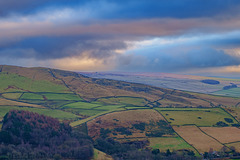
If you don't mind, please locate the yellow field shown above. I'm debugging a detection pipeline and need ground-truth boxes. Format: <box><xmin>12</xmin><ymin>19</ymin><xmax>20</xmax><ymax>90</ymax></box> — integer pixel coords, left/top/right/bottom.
<box><xmin>200</xmin><ymin>127</ymin><xmax>240</xmax><ymax>144</ymax></box>
<box><xmin>0</xmin><ymin>98</ymin><xmax>44</xmax><ymax>108</ymax></box>
<box><xmin>157</xmin><ymin>108</ymin><xmax>237</xmax><ymax>126</ymax></box>
<box><xmin>173</xmin><ymin>126</ymin><xmax>223</xmax><ymax>153</ymax></box>
<box><xmin>1</xmin><ymin>93</ymin><xmax>22</xmax><ymax>99</ymax></box>
<box><xmin>149</xmin><ymin>137</ymin><xmax>195</xmax><ymax>152</ymax></box>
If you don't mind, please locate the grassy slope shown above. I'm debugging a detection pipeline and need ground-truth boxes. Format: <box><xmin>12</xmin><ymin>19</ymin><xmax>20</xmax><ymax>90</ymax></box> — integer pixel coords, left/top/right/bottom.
<box><xmin>1</xmin><ymin>93</ymin><xmax>22</xmax><ymax>99</ymax></box>
<box><xmin>96</xmin><ymin>97</ymin><xmax>148</xmax><ymax>106</ymax></box>
<box><xmin>212</xmin><ymin>88</ymin><xmax>240</xmax><ymax>97</ymax></box>
<box><xmin>82</xmin><ymin>72</ymin><xmax>240</xmax><ymax>97</ymax></box>
<box><xmin>21</xmin><ymin>93</ymin><xmax>44</xmax><ymax>100</ymax></box>
<box><xmin>0</xmin><ymin>73</ymin><xmax>68</xmax><ymax>93</ymax></box>
<box><xmin>157</xmin><ymin>108</ymin><xmax>238</xmax><ymax>126</ymax></box>
<box><xmin>1</xmin><ymin>65</ymin><xmax>239</xmax><ymax>108</ymax></box>
<box><xmin>149</xmin><ymin>137</ymin><xmax>194</xmax><ymax>151</ymax></box>
<box><xmin>0</xmin><ymin>106</ymin><xmax>80</xmax><ymax>120</ymax></box>
<box><xmin>93</xmin><ymin>148</ymin><xmax>113</xmax><ymax>160</ymax></box>
<box><xmin>43</xmin><ymin>93</ymin><xmax>82</xmax><ymax>100</ymax></box>
<box><xmin>1</xmin><ymin>65</ymin><xmax>240</xmax><ymax>155</ymax></box>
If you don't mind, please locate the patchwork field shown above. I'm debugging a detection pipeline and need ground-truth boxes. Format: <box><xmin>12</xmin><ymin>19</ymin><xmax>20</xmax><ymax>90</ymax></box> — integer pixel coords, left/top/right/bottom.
<box><xmin>0</xmin><ymin>72</ymin><xmax>69</xmax><ymax>93</ymax></box>
<box><xmin>0</xmin><ymin>106</ymin><xmax>80</xmax><ymax>120</ymax></box>
<box><xmin>62</xmin><ymin>101</ymin><xmax>102</xmax><ymax>109</ymax></box>
<box><xmin>96</xmin><ymin>97</ymin><xmax>148</xmax><ymax>106</ymax></box>
<box><xmin>193</xmin><ymin>93</ymin><xmax>240</xmax><ymax>107</ymax></box>
<box><xmin>157</xmin><ymin>94</ymin><xmax>212</xmax><ymax>108</ymax></box>
<box><xmin>87</xmin><ymin>109</ymin><xmax>167</xmax><ymax>139</ymax></box>
<box><xmin>43</xmin><ymin>93</ymin><xmax>82</xmax><ymax>100</ymax></box>
<box><xmin>70</xmin><ymin>109</ymin><xmax>126</xmax><ymax>127</ymax></box>
<box><xmin>200</xmin><ymin>127</ymin><xmax>240</xmax><ymax>144</ymax></box>
<box><xmin>21</xmin><ymin>92</ymin><xmax>45</xmax><ymax>100</ymax></box>
<box><xmin>0</xmin><ymin>98</ymin><xmax>44</xmax><ymax>108</ymax></box>
<box><xmin>224</xmin><ymin>107</ymin><xmax>240</xmax><ymax>122</ymax></box>
<box><xmin>61</xmin><ymin>101</ymin><xmax>125</xmax><ymax>116</ymax></box>
<box><xmin>1</xmin><ymin>65</ymin><xmax>240</xmax><ymax>158</ymax></box>
<box><xmin>173</xmin><ymin>126</ymin><xmax>224</xmax><ymax>153</ymax></box>
<box><xmin>149</xmin><ymin>137</ymin><xmax>194</xmax><ymax>152</ymax></box>
<box><xmin>156</xmin><ymin>108</ymin><xmax>238</xmax><ymax>126</ymax></box>
<box><xmin>1</xmin><ymin>92</ymin><xmax>22</xmax><ymax>99</ymax></box>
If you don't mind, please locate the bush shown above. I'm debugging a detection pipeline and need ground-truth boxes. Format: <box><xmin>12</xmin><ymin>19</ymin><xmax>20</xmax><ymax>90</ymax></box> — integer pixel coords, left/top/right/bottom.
<box><xmin>224</xmin><ymin>118</ymin><xmax>233</xmax><ymax>123</ymax></box>
<box><xmin>114</xmin><ymin>127</ymin><xmax>132</xmax><ymax>135</ymax></box>
<box><xmin>215</xmin><ymin>121</ymin><xmax>229</xmax><ymax>127</ymax></box>
<box><xmin>133</xmin><ymin>122</ymin><xmax>146</xmax><ymax>131</ymax></box>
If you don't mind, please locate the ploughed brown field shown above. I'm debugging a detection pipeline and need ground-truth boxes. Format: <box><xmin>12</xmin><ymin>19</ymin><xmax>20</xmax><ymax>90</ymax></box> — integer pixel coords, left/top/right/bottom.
<box><xmin>173</xmin><ymin>126</ymin><xmax>224</xmax><ymax>153</ymax></box>
<box><xmin>200</xmin><ymin>127</ymin><xmax>240</xmax><ymax>144</ymax></box>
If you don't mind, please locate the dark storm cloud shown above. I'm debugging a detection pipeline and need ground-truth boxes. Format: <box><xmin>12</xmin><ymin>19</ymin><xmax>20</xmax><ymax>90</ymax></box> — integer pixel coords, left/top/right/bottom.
<box><xmin>1</xmin><ymin>0</ymin><xmax>240</xmax><ymax>72</ymax></box>
<box><xmin>0</xmin><ymin>0</ymin><xmax>84</xmax><ymax>16</ymax></box>
<box><xmin>1</xmin><ymin>0</ymin><xmax>240</xmax><ymax>19</ymax></box>
<box><xmin>0</xmin><ymin>36</ymin><xmax>127</xmax><ymax>59</ymax></box>
<box><xmin>103</xmin><ymin>0</ymin><xmax>240</xmax><ymax>19</ymax></box>
<box><xmin>117</xmin><ymin>47</ymin><xmax>240</xmax><ymax>72</ymax></box>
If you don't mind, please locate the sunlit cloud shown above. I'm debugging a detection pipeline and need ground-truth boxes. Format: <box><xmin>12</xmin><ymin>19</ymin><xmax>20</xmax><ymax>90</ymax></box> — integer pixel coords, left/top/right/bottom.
<box><xmin>53</xmin><ymin>55</ymin><xmax>115</xmax><ymax>71</ymax></box>
<box><xmin>1</xmin><ymin>0</ymin><xmax>240</xmax><ymax>76</ymax></box>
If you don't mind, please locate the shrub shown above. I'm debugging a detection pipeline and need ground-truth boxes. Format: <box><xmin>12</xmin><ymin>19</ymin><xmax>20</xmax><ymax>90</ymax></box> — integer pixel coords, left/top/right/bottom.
<box><xmin>224</xmin><ymin>118</ymin><xmax>233</xmax><ymax>123</ymax></box>
<box><xmin>215</xmin><ymin>121</ymin><xmax>229</xmax><ymax>127</ymax></box>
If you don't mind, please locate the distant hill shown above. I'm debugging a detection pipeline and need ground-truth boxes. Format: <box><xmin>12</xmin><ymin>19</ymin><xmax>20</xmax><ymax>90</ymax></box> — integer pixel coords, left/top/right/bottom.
<box><xmin>82</xmin><ymin>72</ymin><xmax>240</xmax><ymax>97</ymax></box>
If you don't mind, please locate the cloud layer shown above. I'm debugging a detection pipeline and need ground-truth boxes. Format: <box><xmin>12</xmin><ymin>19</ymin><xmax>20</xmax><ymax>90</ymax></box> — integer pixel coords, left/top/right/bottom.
<box><xmin>0</xmin><ymin>0</ymin><xmax>240</xmax><ymax>74</ymax></box>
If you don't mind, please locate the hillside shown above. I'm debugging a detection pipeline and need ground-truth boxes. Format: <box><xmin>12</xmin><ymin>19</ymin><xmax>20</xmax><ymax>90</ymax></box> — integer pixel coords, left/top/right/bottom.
<box><xmin>82</xmin><ymin>72</ymin><xmax>240</xmax><ymax>97</ymax></box>
<box><xmin>1</xmin><ymin>65</ymin><xmax>240</xmax><ymax>159</ymax></box>
<box><xmin>1</xmin><ymin>65</ymin><xmax>239</xmax><ymax>107</ymax></box>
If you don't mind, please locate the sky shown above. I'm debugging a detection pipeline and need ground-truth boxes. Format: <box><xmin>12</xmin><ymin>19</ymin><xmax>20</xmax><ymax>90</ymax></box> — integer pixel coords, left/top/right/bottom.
<box><xmin>1</xmin><ymin>0</ymin><xmax>240</xmax><ymax>76</ymax></box>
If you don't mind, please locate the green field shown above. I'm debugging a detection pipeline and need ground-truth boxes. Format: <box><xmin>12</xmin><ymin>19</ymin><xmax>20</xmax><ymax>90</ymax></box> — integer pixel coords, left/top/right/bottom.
<box><xmin>94</xmin><ymin>105</ymin><xmax>125</xmax><ymax>111</ymax></box>
<box><xmin>21</xmin><ymin>93</ymin><xmax>44</xmax><ymax>100</ymax></box>
<box><xmin>124</xmin><ymin>106</ymin><xmax>150</xmax><ymax>110</ymax></box>
<box><xmin>61</xmin><ymin>101</ymin><xmax>101</xmax><ymax>109</ymax></box>
<box><xmin>43</xmin><ymin>93</ymin><xmax>82</xmax><ymax>100</ymax></box>
<box><xmin>212</xmin><ymin>88</ymin><xmax>240</xmax><ymax>97</ymax></box>
<box><xmin>1</xmin><ymin>92</ymin><xmax>22</xmax><ymax>99</ymax></box>
<box><xmin>1</xmin><ymin>65</ymin><xmax>240</xmax><ymax>158</ymax></box>
<box><xmin>0</xmin><ymin>73</ymin><xmax>69</xmax><ymax>93</ymax></box>
<box><xmin>156</xmin><ymin>108</ymin><xmax>238</xmax><ymax>126</ymax></box>
<box><xmin>96</xmin><ymin>97</ymin><xmax>148</xmax><ymax>106</ymax></box>
<box><xmin>63</xmin><ymin>102</ymin><xmax>125</xmax><ymax>116</ymax></box>
<box><xmin>93</xmin><ymin>148</ymin><xmax>112</xmax><ymax>160</ymax></box>
<box><xmin>70</xmin><ymin>109</ymin><xmax>126</xmax><ymax>127</ymax></box>
<box><xmin>21</xmin><ymin>93</ymin><xmax>82</xmax><ymax>101</ymax></box>
<box><xmin>149</xmin><ymin>137</ymin><xmax>195</xmax><ymax>152</ymax></box>
<box><xmin>64</xmin><ymin>108</ymin><xmax>105</xmax><ymax>116</ymax></box>
<box><xmin>0</xmin><ymin>106</ymin><xmax>80</xmax><ymax>120</ymax></box>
